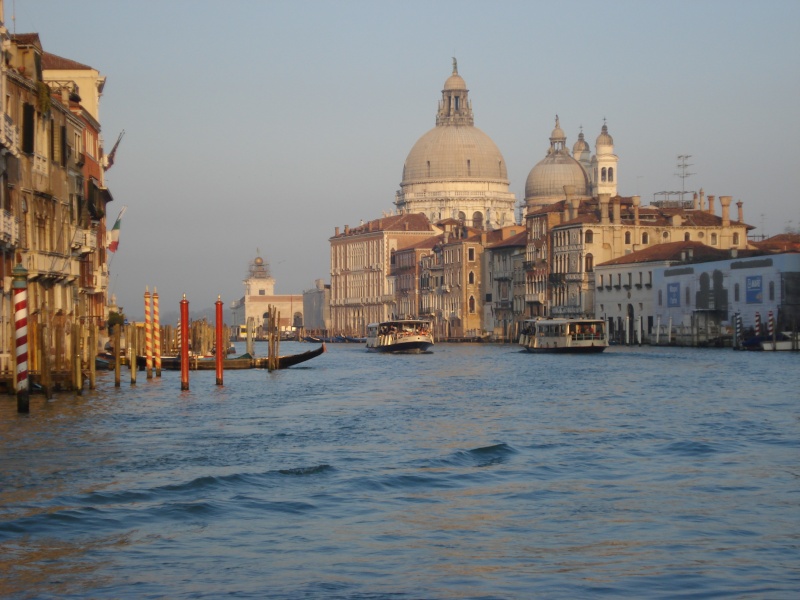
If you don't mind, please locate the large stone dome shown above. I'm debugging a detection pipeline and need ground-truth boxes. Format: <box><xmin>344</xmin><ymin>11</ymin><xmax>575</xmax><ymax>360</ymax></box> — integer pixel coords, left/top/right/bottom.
<box><xmin>402</xmin><ymin>125</ymin><xmax>508</xmax><ymax>184</ymax></box>
<box><xmin>394</xmin><ymin>59</ymin><xmax>517</xmax><ymax>229</ymax></box>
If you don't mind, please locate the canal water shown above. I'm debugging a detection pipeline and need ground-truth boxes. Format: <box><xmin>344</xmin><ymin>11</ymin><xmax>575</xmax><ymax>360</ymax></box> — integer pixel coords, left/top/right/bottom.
<box><xmin>1</xmin><ymin>343</ymin><xmax>798</xmax><ymax>599</ymax></box>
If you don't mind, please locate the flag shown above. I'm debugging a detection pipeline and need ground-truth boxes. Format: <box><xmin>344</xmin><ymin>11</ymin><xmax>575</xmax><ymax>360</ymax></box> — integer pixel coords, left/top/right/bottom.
<box><xmin>104</xmin><ymin>130</ymin><xmax>125</xmax><ymax>171</ymax></box>
<box><xmin>107</xmin><ymin>206</ymin><xmax>127</xmax><ymax>253</ymax></box>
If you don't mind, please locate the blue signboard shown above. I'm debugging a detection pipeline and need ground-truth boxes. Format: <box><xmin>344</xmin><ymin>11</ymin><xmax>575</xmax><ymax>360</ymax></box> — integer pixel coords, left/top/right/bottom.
<box><xmin>746</xmin><ymin>276</ymin><xmax>763</xmax><ymax>304</ymax></box>
<box><xmin>667</xmin><ymin>282</ymin><xmax>681</xmax><ymax>307</ymax></box>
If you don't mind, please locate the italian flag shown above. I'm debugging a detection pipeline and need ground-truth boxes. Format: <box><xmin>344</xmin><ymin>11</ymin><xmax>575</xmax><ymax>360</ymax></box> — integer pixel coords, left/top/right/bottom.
<box><xmin>107</xmin><ymin>206</ymin><xmax>127</xmax><ymax>253</ymax></box>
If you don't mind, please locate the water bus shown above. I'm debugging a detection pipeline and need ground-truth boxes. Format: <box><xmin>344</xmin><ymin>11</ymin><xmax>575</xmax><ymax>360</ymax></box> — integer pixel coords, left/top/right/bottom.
<box><xmin>366</xmin><ymin>319</ymin><xmax>434</xmax><ymax>353</ymax></box>
<box><xmin>519</xmin><ymin>318</ymin><xmax>608</xmax><ymax>353</ymax></box>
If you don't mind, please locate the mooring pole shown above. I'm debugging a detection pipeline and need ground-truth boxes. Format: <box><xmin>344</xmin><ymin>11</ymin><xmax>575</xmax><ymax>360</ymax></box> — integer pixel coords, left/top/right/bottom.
<box><xmin>215</xmin><ymin>296</ymin><xmax>224</xmax><ymax>386</ymax></box>
<box><xmin>12</xmin><ymin>263</ymin><xmax>30</xmax><ymax>413</ymax></box>
<box><xmin>145</xmin><ymin>287</ymin><xmax>153</xmax><ymax>379</ymax></box>
<box><xmin>153</xmin><ymin>288</ymin><xmax>162</xmax><ymax>377</ymax></box>
<box><xmin>180</xmin><ymin>294</ymin><xmax>190</xmax><ymax>391</ymax></box>
<box><xmin>114</xmin><ymin>324</ymin><xmax>121</xmax><ymax>387</ymax></box>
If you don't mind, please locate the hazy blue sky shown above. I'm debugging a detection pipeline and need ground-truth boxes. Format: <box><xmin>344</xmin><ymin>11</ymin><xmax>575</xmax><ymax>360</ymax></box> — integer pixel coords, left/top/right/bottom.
<box><xmin>12</xmin><ymin>0</ymin><xmax>800</xmax><ymax>320</ymax></box>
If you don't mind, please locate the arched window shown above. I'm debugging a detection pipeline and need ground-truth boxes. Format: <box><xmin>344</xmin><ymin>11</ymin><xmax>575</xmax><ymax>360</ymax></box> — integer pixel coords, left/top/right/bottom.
<box><xmin>601</xmin><ymin>167</ymin><xmax>607</xmax><ymax>182</ymax></box>
<box><xmin>468</xmin><ymin>271</ymin><xmax>475</xmax><ymax>284</ymax></box>
<box><xmin>457</xmin><ymin>211</ymin><xmax>466</xmax><ymax>223</ymax></box>
<box><xmin>468</xmin><ymin>296</ymin><xmax>476</xmax><ymax>313</ymax></box>
<box><xmin>684</xmin><ymin>232</ymin><xmax>691</xmax><ymax>241</ymax></box>
<box><xmin>642</xmin><ymin>232</ymin><xmax>649</xmax><ymax>244</ymax></box>
<box><xmin>608</xmin><ymin>167</ymin><xmax>614</xmax><ymax>182</ymax></box>
<box><xmin>472</xmin><ymin>211</ymin><xmax>483</xmax><ymax>230</ymax></box>
<box><xmin>625</xmin><ymin>231</ymin><xmax>631</xmax><ymax>244</ymax></box>
<box><xmin>585</xmin><ymin>229</ymin><xmax>594</xmax><ymax>244</ymax></box>
<box><xmin>733</xmin><ymin>232</ymin><xmax>740</xmax><ymax>245</ymax></box>
<box><xmin>711</xmin><ymin>233</ymin><xmax>718</xmax><ymax>245</ymax></box>
<box><xmin>585</xmin><ymin>254</ymin><xmax>594</xmax><ymax>272</ymax></box>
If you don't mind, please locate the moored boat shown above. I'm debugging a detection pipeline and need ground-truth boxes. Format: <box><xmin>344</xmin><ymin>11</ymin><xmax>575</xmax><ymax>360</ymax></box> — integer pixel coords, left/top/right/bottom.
<box><xmin>366</xmin><ymin>319</ymin><xmax>434</xmax><ymax>353</ymax></box>
<box><xmin>519</xmin><ymin>318</ymin><xmax>608</xmax><ymax>353</ymax></box>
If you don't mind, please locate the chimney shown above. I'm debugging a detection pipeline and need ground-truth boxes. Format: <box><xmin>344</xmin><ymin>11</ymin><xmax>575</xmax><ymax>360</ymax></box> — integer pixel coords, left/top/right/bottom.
<box><xmin>335</xmin><ymin>226</ymin><xmax>340</xmax><ymax>236</ymax></box>
<box><xmin>612</xmin><ymin>197</ymin><xmax>621</xmax><ymax>224</ymax></box>
<box><xmin>699</xmin><ymin>188</ymin><xmax>706</xmax><ymax>211</ymax></box>
<box><xmin>737</xmin><ymin>200</ymin><xmax>744</xmax><ymax>223</ymax></box>
<box><xmin>632</xmin><ymin>195</ymin><xmax>641</xmax><ymax>227</ymax></box>
<box><xmin>600</xmin><ymin>194</ymin><xmax>610</xmax><ymax>225</ymax></box>
<box><xmin>562</xmin><ymin>200</ymin><xmax>570</xmax><ymax>221</ymax></box>
<box><xmin>720</xmin><ymin>196</ymin><xmax>732</xmax><ymax>227</ymax></box>
<box><xmin>692</xmin><ymin>192</ymin><xmax>699</xmax><ymax>210</ymax></box>
<box><xmin>444</xmin><ymin>231</ymin><xmax>450</xmax><ymax>244</ymax></box>
<box><xmin>344</xmin><ymin>224</ymin><xmax>350</xmax><ymax>235</ymax></box>
<box><xmin>564</xmin><ymin>185</ymin><xmax>576</xmax><ymax>220</ymax></box>
<box><xmin>707</xmin><ymin>195</ymin><xmax>715</xmax><ymax>215</ymax></box>
<box><xmin>481</xmin><ymin>232</ymin><xmax>487</xmax><ymax>245</ymax></box>
<box><xmin>404</xmin><ymin>222</ymin><xmax>409</xmax><ymax>231</ymax></box>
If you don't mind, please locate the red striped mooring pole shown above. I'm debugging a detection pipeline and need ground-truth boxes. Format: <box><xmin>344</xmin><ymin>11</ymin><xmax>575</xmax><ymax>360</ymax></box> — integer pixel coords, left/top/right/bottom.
<box><xmin>180</xmin><ymin>294</ymin><xmax>189</xmax><ymax>391</ymax></box>
<box><xmin>153</xmin><ymin>288</ymin><xmax>161</xmax><ymax>377</ymax></box>
<box><xmin>145</xmin><ymin>287</ymin><xmax>153</xmax><ymax>379</ymax></box>
<box><xmin>12</xmin><ymin>263</ymin><xmax>30</xmax><ymax>413</ymax></box>
<box><xmin>215</xmin><ymin>296</ymin><xmax>224</xmax><ymax>386</ymax></box>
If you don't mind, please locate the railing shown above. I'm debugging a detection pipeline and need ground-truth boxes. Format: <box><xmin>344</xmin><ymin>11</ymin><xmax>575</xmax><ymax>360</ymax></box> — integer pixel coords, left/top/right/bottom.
<box><xmin>26</xmin><ymin>252</ymin><xmax>80</xmax><ymax>279</ymax></box>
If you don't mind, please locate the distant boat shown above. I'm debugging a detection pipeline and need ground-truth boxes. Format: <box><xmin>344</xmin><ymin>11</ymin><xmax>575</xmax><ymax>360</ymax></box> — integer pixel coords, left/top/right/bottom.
<box><xmin>519</xmin><ymin>318</ymin><xmax>608</xmax><ymax>353</ymax></box>
<box><xmin>366</xmin><ymin>319</ymin><xmax>434</xmax><ymax>353</ymax></box>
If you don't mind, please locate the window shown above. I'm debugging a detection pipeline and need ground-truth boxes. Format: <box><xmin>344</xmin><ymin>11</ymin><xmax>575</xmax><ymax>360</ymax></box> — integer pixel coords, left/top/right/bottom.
<box><xmin>769</xmin><ymin>281</ymin><xmax>775</xmax><ymax>301</ymax></box>
<box><xmin>601</xmin><ymin>167</ymin><xmax>607</xmax><ymax>182</ymax></box>
<box><xmin>468</xmin><ymin>296</ymin><xmax>475</xmax><ymax>313</ymax></box>
<box><xmin>585</xmin><ymin>230</ymin><xmax>594</xmax><ymax>244</ymax></box>
<box><xmin>468</xmin><ymin>271</ymin><xmax>475</xmax><ymax>284</ymax></box>
<box><xmin>642</xmin><ymin>232</ymin><xmax>649</xmax><ymax>244</ymax></box>
<box><xmin>684</xmin><ymin>232</ymin><xmax>691</xmax><ymax>241</ymax></box>
<box><xmin>685</xmin><ymin>286</ymin><xmax>690</xmax><ymax>305</ymax></box>
<box><xmin>472</xmin><ymin>212</ymin><xmax>483</xmax><ymax>230</ymax></box>
<box><xmin>711</xmin><ymin>233</ymin><xmax>718</xmax><ymax>245</ymax></box>
<box><xmin>625</xmin><ymin>231</ymin><xmax>631</xmax><ymax>244</ymax></box>
<box><xmin>733</xmin><ymin>232</ymin><xmax>740</xmax><ymax>245</ymax></box>
<box><xmin>22</xmin><ymin>103</ymin><xmax>35</xmax><ymax>154</ymax></box>
<box><xmin>585</xmin><ymin>254</ymin><xmax>593</xmax><ymax>272</ymax></box>
<box><xmin>734</xmin><ymin>283</ymin><xmax>740</xmax><ymax>302</ymax></box>
<box><xmin>658</xmin><ymin>290</ymin><xmax>663</xmax><ymax>306</ymax></box>
<box><xmin>608</xmin><ymin>167</ymin><xmax>614</xmax><ymax>182</ymax></box>
<box><xmin>662</xmin><ymin>231</ymin><xmax>669</xmax><ymax>240</ymax></box>
<box><xmin>468</xmin><ymin>247</ymin><xmax>475</xmax><ymax>261</ymax></box>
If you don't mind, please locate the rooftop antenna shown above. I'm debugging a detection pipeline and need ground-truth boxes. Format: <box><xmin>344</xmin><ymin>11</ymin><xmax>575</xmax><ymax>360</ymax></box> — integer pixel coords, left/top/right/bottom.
<box><xmin>675</xmin><ymin>155</ymin><xmax>694</xmax><ymax>202</ymax></box>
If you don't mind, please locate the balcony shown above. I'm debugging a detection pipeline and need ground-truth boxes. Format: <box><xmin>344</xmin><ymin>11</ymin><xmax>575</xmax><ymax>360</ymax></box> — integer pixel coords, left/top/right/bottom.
<box><xmin>26</xmin><ymin>251</ymin><xmax>80</xmax><ymax>282</ymax></box>
<box><xmin>71</xmin><ymin>229</ymin><xmax>98</xmax><ymax>254</ymax></box>
<box><xmin>0</xmin><ymin>211</ymin><xmax>19</xmax><ymax>246</ymax></box>
<box><xmin>2</xmin><ymin>114</ymin><xmax>19</xmax><ymax>156</ymax></box>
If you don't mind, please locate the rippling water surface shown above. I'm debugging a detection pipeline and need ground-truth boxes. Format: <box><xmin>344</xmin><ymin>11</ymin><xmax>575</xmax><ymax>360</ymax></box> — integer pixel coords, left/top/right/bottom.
<box><xmin>1</xmin><ymin>343</ymin><xmax>798</xmax><ymax>598</ymax></box>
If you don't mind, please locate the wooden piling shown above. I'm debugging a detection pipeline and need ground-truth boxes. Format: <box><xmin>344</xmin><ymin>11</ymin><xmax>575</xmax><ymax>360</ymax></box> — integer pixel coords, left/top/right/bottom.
<box><xmin>114</xmin><ymin>324</ymin><xmax>121</xmax><ymax>387</ymax></box>
<box><xmin>88</xmin><ymin>324</ymin><xmax>97</xmax><ymax>390</ymax></box>
<box><xmin>40</xmin><ymin>320</ymin><xmax>53</xmax><ymax>400</ymax></box>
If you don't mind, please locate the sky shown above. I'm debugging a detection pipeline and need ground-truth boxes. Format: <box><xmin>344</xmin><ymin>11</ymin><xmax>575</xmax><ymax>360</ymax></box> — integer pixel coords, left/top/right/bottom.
<box><xmin>10</xmin><ymin>0</ymin><xmax>800</xmax><ymax>320</ymax></box>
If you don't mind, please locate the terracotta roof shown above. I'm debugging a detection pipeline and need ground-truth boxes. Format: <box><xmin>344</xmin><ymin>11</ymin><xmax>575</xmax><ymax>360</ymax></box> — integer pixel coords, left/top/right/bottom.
<box><xmin>11</xmin><ymin>33</ymin><xmax>42</xmax><ymax>50</ymax></box>
<box><xmin>752</xmin><ymin>233</ymin><xmax>800</xmax><ymax>253</ymax></box>
<box><xmin>42</xmin><ymin>51</ymin><xmax>94</xmax><ymax>71</ymax></box>
<box><xmin>487</xmin><ymin>231</ymin><xmax>527</xmax><ymax>249</ymax></box>
<box><xmin>334</xmin><ymin>212</ymin><xmax>434</xmax><ymax>237</ymax></box>
<box><xmin>597</xmin><ymin>241</ymin><xmax>764</xmax><ymax>267</ymax></box>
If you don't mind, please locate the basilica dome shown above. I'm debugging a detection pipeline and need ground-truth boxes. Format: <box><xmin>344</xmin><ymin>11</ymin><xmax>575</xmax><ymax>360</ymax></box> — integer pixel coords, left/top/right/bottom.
<box><xmin>525</xmin><ymin>116</ymin><xmax>589</xmax><ymax>206</ymax></box>
<box><xmin>402</xmin><ymin>125</ymin><xmax>508</xmax><ymax>184</ymax></box>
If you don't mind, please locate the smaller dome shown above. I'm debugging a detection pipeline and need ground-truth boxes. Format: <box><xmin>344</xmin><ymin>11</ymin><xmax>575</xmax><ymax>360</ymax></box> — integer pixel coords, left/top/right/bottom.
<box><xmin>596</xmin><ymin>123</ymin><xmax>614</xmax><ymax>146</ymax></box>
<box><xmin>525</xmin><ymin>153</ymin><xmax>589</xmax><ymax>201</ymax></box>
<box><xmin>573</xmin><ymin>131</ymin><xmax>589</xmax><ymax>153</ymax></box>
<box><xmin>254</xmin><ymin>257</ymin><xmax>264</xmax><ymax>266</ymax></box>
<box><xmin>444</xmin><ymin>73</ymin><xmax>466</xmax><ymax>91</ymax></box>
